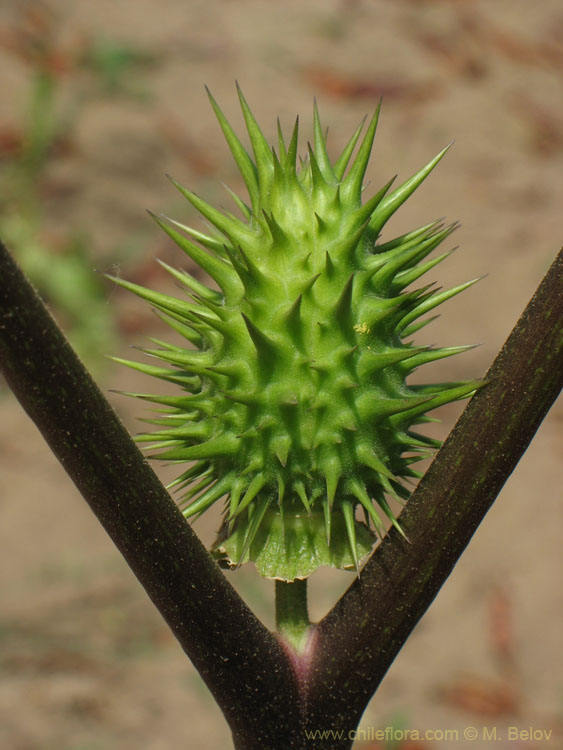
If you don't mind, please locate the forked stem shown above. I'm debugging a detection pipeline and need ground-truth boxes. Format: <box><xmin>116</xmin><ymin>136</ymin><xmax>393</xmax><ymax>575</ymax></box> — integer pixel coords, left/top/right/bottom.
<box><xmin>2</xmin><ymin>237</ymin><xmax>561</xmax><ymax>749</ymax></box>
<box><xmin>275</xmin><ymin>579</ymin><xmax>311</xmax><ymax>652</ymax></box>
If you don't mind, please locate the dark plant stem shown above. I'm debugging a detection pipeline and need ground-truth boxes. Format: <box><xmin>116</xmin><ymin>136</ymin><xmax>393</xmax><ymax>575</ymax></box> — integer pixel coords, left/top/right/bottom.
<box><xmin>1</xmin><ymin>239</ymin><xmax>561</xmax><ymax>749</ymax></box>
<box><xmin>0</xmin><ymin>240</ymin><xmax>303</xmax><ymax>749</ymax></box>
<box><xmin>306</xmin><ymin>249</ymin><xmax>563</xmax><ymax>744</ymax></box>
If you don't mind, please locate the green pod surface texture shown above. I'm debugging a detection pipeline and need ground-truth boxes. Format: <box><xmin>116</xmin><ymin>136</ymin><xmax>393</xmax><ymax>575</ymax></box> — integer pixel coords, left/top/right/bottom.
<box><xmin>114</xmin><ymin>88</ymin><xmax>479</xmax><ymax>581</ymax></box>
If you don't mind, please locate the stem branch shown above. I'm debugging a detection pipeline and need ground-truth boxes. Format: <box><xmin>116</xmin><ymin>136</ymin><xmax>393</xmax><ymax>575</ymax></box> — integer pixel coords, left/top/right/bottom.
<box><xmin>0</xmin><ymin>239</ymin><xmax>302</xmax><ymax>749</ymax></box>
<box><xmin>307</xmin><ymin>249</ymin><xmax>563</xmax><ymax>740</ymax></box>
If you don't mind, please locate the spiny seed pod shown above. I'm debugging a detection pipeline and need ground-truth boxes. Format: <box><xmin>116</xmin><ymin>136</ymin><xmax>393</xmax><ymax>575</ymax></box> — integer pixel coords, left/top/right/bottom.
<box><xmin>112</xmin><ymin>87</ymin><xmax>480</xmax><ymax>581</ymax></box>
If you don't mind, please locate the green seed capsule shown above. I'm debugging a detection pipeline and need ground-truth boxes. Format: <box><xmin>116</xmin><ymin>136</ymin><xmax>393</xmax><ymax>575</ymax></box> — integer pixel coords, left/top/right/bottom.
<box><xmin>113</xmin><ymin>88</ymin><xmax>479</xmax><ymax>580</ymax></box>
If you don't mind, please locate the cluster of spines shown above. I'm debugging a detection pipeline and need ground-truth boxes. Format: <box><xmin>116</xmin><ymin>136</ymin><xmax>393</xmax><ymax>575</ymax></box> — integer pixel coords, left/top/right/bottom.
<box><xmin>111</xmin><ymin>87</ymin><xmax>479</xmax><ymax>577</ymax></box>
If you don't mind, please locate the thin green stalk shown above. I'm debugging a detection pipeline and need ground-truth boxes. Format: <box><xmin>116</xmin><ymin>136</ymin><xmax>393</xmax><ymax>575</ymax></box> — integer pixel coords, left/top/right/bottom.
<box><xmin>22</xmin><ymin>70</ymin><xmax>57</xmax><ymax>184</ymax></box>
<box><xmin>276</xmin><ymin>579</ymin><xmax>311</xmax><ymax>652</ymax></box>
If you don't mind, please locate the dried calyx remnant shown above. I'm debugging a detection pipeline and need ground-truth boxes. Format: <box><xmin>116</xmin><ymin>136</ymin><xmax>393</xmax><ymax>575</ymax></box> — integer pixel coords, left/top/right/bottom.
<box><xmin>112</xmin><ymin>87</ymin><xmax>479</xmax><ymax>581</ymax></box>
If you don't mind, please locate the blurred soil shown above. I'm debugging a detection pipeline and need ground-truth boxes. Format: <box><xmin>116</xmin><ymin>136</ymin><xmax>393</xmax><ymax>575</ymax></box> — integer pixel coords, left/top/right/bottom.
<box><xmin>0</xmin><ymin>0</ymin><xmax>562</xmax><ymax>748</ymax></box>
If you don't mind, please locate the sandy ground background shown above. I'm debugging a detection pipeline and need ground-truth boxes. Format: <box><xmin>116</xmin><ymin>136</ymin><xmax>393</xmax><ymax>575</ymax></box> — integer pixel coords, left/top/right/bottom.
<box><xmin>0</xmin><ymin>1</ymin><xmax>561</xmax><ymax>748</ymax></box>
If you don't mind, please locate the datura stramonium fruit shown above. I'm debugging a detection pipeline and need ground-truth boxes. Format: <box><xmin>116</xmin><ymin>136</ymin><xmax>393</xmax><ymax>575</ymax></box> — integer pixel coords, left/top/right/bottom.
<box><xmin>113</xmin><ymin>88</ymin><xmax>480</xmax><ymax>581</ymax></box>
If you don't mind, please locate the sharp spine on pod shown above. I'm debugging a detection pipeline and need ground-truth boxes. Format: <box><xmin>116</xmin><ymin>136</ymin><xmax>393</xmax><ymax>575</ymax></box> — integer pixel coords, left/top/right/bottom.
<box><xmin>111</xmin><ymin>88</ymin><xmax>481</xmax><ymax>581</ymax></box>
